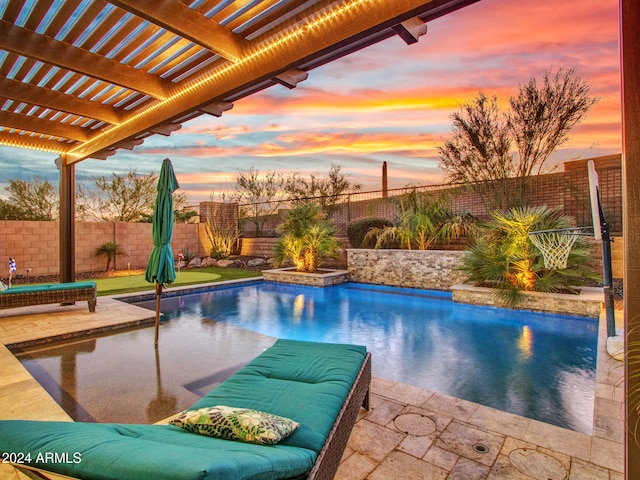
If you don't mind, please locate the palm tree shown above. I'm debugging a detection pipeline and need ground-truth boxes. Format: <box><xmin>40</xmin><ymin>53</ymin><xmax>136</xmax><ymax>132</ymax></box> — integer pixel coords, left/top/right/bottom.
<box><xmin>274</xmin><ymin>204</ymin><xmax>340</xmax><ymax>273</ymax></box>
<box><xmin>95</xmin><ymin>242</ymin><xmax>127</xmax><ymax>271</ymax></box>
<box><xmin>460</xmin><ymin>206</ymin><xmax>597</xmax><ymax>306</ymax></box>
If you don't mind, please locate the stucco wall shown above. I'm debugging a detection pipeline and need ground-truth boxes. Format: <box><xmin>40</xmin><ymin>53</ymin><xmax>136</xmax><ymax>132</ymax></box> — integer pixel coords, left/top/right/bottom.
<box><xmin>346</xmin><ymin>249</ymin><xmax>467</xmax><ymax>290</ymax></box>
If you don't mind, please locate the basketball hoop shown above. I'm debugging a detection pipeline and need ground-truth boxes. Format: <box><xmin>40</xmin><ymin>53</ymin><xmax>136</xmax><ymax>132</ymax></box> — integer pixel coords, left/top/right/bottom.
<box><xmin>528</xmin><ymin>227</ymin><xmax>592</xmax><ymax>270</ymax></box>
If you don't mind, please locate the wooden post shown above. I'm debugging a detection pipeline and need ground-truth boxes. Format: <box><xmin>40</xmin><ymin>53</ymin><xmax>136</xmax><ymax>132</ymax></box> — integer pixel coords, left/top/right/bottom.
<box><xmin>382</xmin><ymin>161</ymin><xmax>388</xmax><ymax>198</ymax></box>
<box><xmin>621</xmin><ymin>0</ymin><xmax>640</xmax><ymax>477</ymax></box>
<box><xmin>57</xmin><ymin>155</ymin><xmax>75</xmax><ymax>283</ymax></box>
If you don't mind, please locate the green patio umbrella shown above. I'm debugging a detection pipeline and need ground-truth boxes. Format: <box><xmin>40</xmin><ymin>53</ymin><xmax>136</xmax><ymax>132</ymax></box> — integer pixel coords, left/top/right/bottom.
<box><xmin>145</xmin><ymin>158</ymin><xmax>179</xmax><ymax>348</ymax></box>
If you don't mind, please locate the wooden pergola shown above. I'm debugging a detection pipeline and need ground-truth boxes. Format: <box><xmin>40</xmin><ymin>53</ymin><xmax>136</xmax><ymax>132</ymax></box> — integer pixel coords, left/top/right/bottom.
<box><xmin>0</xmin><ymin>1</ymin><xmax>638</xmax><ymax>477</ymax></box>
<box><xmin>0</xmin><ymin>0</ymin><xmax>480</xmax><ymax>281</ymax></box>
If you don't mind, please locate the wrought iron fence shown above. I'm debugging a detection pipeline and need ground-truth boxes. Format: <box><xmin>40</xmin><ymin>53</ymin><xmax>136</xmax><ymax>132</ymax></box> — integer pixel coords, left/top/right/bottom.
<box><xmin>197</xmin><ymin>155</ymin><xmax>623</xmax><ymax>238</ymax></box>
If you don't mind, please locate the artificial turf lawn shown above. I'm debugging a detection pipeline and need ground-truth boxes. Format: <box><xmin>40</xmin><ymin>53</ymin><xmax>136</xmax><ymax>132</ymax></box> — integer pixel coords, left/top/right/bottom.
<box><xmin>24</xmin><ymin>268</ymin><xmax>262</xmax><ymax>296</ymax></box>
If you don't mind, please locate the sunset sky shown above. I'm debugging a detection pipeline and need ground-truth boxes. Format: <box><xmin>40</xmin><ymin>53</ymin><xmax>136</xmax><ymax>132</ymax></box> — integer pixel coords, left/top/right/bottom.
<box><xmin>0</xmin><ymin>0</ymin><xmax>622</xmax><ymax>205</ymax></box>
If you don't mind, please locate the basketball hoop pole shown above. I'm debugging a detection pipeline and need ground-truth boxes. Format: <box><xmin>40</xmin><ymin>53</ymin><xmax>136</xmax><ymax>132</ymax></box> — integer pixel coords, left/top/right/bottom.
<box><xmin>588</xmin><ymin>160</ymin><xmax>616</xmax><ymax>337</ymax></box>
<box><xmin>599</xmin><ymin>197</ymin><xmax>617</xmax><ymax>338</ymax></box>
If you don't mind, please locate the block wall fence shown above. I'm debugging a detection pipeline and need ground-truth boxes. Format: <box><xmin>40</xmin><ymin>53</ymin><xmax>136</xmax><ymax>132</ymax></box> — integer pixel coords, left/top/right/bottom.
<box><xmin>0</xmin><ymin>221</ymin><xmax>202</xmax><ymax>278</ymax></box>
<box><xmin>0</xmin><ymin>219</ymin><xmax>623</xmax><ymax>282</ymax></box>
<box><xmin>0</xmin><ymin>154</ymin><xmax>624</xmax><ymax>280</ymax></box>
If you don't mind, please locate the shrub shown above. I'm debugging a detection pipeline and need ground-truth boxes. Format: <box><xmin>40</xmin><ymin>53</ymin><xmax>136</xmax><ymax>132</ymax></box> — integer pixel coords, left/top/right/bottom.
<box><xmin>460</xmin><ymin>206</ymin><xmax>598</xmax><ymax>306</ymax></box>
<box><xmin>274</xmin><ymin>204</ymin><xmax>340</xmax><ymax>272</ymax></box>
<box><xmin>346</xmin><ymin>217</ymin><xmax>393</xmax><ymax>248</ymax></box>
<box><xmin>180</xmin><ymin>247</ymin><xmax>196</xmax><ymax>264</ymax></box>
<box><xmin>203</xmin><ymin>212</ymin><xmax>240</xmax><ymax>260</ymax></box>
<box><xmin>359</xmin><ymin>192</ymin><xmax>476</xmax><ymax>250</ymax></box>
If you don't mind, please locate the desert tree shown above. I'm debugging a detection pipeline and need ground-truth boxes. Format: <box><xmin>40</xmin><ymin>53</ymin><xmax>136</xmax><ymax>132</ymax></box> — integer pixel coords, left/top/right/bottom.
<box><xmin>283</xmin><ymin>164</ymin><xmax>362</xmax><ymax>216</ymax></box>
<box><xmin>438</xmin><ymin>94</ymin><xmax>513</xmax><ymax>211</ymax></box>
<box><xmin>233</xmin><ymin>167</ymin><xmax>284</xmax><ymax>236</ymax></box>
<box><xmin>138</xmin><ymin>191</ymin><xmax>195</xmax><ymax>224</ymax></box>
<box><xmin>508</xmin><ymin>67</ymin><xmax>599</xmax><ymax>176</ymax></box>
<box><xmin>78</xmin><ymin>170</ymin><xmax>157</xmax><ymax>222</ymax></box>
<box><xmin>0</xmin><ymin>177</ymin><xmax>58</xmax><ymax>220</ymax></box>
<box><xmin>439</xmin><ymin>67</ymin><xmax>598</xmax><ymax>212</ymax></box>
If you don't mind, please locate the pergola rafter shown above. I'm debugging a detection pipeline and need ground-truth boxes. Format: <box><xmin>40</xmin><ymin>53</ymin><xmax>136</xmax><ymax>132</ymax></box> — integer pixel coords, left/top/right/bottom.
<box><xmin>0</xmin><ymin>109</ymin><xmax>93</xmax><ymax>142</ymax></box>
<box><xmin>103</xmin><ymin>0</ymin><xmax>249</xmax><ymax>62</ymax></box>
<box><xmin>0</xmin><ymin>20</ymin><xmax>173</xmax><ymax>99</ymax></box>
<box><xmin>0</xmin><ymin>78</ymin><xmax>125</xmax><ymax>125</ymax></box>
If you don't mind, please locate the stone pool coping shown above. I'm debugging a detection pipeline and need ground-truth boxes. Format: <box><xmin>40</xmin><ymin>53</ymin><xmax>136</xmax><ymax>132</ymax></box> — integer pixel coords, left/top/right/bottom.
<box><xmin>451</xmin><ymin>283</ymin><xmax>604</xmax><ymax>317</ymax></box>
<box><xmin>261</xmin><ymin>267</ymin><xmax>350</xmax><ymax>287</ymax></box>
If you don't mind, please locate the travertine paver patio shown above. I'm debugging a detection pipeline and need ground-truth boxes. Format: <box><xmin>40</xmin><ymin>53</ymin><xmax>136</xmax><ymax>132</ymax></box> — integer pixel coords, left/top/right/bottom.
<box><xmin>0</xmin><ymin>295</ymin><xmax>625</xmax><ymax>480</ymax></box>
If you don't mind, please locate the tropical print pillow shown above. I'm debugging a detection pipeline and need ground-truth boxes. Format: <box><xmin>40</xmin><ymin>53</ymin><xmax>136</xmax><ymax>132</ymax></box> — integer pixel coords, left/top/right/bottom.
<box><xmin>170</xmin><ymin>405</ymin><xmax>300</xmax><ymax>445</ymax></box>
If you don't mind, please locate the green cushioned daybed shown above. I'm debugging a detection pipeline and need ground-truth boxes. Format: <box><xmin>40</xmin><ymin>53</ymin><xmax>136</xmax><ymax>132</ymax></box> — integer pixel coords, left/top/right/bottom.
<box><xmin>0</xmin><ymin>281</ymin><xmax>97</xmax><ymax>312</ymax></box>
<box><xmin>0</xmin><ymin>339</ymin><xmax>371</xmax><ymax>480</ymax></box>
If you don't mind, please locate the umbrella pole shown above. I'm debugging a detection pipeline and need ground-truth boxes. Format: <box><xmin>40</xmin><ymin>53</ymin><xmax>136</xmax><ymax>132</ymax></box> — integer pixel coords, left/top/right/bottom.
<box><xmin>154</xmin><ymin>282</ymin><xmax>162</xmax><ymax>349</ymax></box>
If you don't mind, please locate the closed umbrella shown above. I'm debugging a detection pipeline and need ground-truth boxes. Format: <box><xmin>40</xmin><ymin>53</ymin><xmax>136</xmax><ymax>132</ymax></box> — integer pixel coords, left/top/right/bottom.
<box><xmin>145</xmin><ymin>158</ymin><xmax>179</xmax><ymax>348</ymax></box>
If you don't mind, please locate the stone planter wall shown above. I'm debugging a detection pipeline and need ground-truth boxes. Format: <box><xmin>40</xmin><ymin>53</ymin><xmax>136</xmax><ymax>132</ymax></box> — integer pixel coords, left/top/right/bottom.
<box><xmin>451</xmin><ymin>283</ymin><xmax>603</xmax><ymax>317</ymax></box>
<box><xmin>262</xmin><ymin>268</ymin><xmax>350</xmax><ymax>287</ymax></box>
<box><xmin>346</xmin><ymin>249</ymin><xmax>467</xmax><ymax>290</ymax></box>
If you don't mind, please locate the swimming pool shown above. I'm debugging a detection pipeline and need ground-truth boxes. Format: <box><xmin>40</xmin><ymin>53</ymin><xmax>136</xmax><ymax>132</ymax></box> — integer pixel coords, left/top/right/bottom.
<box><xmin>17</xmin><ymin>281</ymin><xmax>598</xmax><ymax>434</ymax></box>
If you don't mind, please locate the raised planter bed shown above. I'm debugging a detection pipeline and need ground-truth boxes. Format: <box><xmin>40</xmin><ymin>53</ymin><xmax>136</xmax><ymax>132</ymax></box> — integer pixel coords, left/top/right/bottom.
<box><xmin>450</xmin><ymin>283</ymin><xmax>604</xmax><ymax>317</ymax></box>
<box><xmin>347</xmin><ymin>249</ymin><xmax>466</xmax><ymax>290</ymax></box>
<box><xmin>262</xmin><ymin>267</ymin><xmax>350</xmax><ymax>287</ymax></box>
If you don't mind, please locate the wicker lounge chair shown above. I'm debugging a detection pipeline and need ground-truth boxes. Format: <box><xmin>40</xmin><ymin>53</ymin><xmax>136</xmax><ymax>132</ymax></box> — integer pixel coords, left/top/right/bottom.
<box><xmin>0</xmin><ymin>339</ymin><xmax>371</xmax><ymax>480</ymax></box>
<box><xmin>0</xmin><ymin>281</ymin><xmax>97</xmax><ymax>312</ymax></box>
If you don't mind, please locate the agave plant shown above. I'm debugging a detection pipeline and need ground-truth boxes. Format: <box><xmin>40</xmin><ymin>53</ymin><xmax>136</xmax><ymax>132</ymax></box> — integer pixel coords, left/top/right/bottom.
<box><xmin>460</xmin><ymin>205</ymin><xmax>598</xmax><ymax>306</ymax></box>
<box><xmin>273</xmin><ymin>204</ymin><xmax>340</xmax><ymax>273</ymax></box>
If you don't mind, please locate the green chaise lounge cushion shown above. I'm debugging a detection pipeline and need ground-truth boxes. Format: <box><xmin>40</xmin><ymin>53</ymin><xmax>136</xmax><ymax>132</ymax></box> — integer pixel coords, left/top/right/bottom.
<box><xmin>0</xmin><ymin>421</ymin><xmax>316</xmax><ymax>480</ymax></box>
<box><xmin>0</xmin><ymin>339</ymin><xmax>368</xmax><ymax>480</ymax></box>
<box><xmin>0</xmin><ymin>281</ymin><xmax>97</xmax><ymax>295</ymax></box>
<box><xmin>189</xmin><ymin>339</ymin><xmax>367</xmax><ymax>453</ymax></box>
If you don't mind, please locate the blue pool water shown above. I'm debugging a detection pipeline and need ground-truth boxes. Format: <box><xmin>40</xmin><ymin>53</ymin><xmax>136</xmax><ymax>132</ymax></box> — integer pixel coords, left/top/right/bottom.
<box><xmin>139</xmin><ymin>281</ymin><xmax>599</xmax><ymax>433</ymax></box>
<box><xmin>17</xmin><ymin>281</ymin><xmax>598</xmax><ymax>433</ymax></box>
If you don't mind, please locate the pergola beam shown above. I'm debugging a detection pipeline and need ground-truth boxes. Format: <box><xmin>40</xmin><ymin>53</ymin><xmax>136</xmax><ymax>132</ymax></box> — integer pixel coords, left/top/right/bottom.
<box><xmin>0</xmin><ymin>78</ymin><xmax>124</xmax><ymax>125</ymax></box>
<box><xmin>111</xmin><ymin>138</ymin><xmax>145</xmax><ymax>150</ymax></box>
<box><xmin>0</xmin><ymin>110</ymin><xmax>93</xmax><ymax>142</ymax></box>
<box><xmin>88</xmin><ymin>150</ymin><xmax>117</xmax><ymax>160</ymax></box>
<box><xmin>0</xmin><ymin>20</ymin><xmax>172</xmax><ymax>99</ymax></box>
<box><xmin>393</xmin><ymin>17</ymin><xmax>428</xmax><ymax>44</ymax></box>
<box><xmin>62</xmin><ymin>0</ymin><xmax>454</xmax><ymax>164</ymax></box>
<box><xmin>104</xmin><ymin>0</ymin><xmax>249</xmax><ymax>62</ymax></box>
<box><xmin>149</xmin><ymin>123</ymin><xmax>182</xmax><ymax>136</ymax></box>
<box><xmin>0</xmin><ymin>131</ymin><xmax>71</xmax><ymax>153</ymax></box>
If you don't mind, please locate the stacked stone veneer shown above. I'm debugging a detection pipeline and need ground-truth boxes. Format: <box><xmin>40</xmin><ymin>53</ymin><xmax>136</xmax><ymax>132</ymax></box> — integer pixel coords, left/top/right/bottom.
<box><xmin>347</xmin><ymin>248</ymin><xmax>603</xmax><ymax>316</ymax></box>
<box><xmin>346</xmin><ymin>249</ymin><xmax>467</xmax><ymax>290</ymax></box>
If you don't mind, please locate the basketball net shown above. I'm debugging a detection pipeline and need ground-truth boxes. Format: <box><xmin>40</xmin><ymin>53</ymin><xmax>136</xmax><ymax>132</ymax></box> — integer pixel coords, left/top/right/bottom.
<box><xmin>529</xmin><ymin>230</ymin><xmax>579</xmax><ymax>270</ymax></box>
